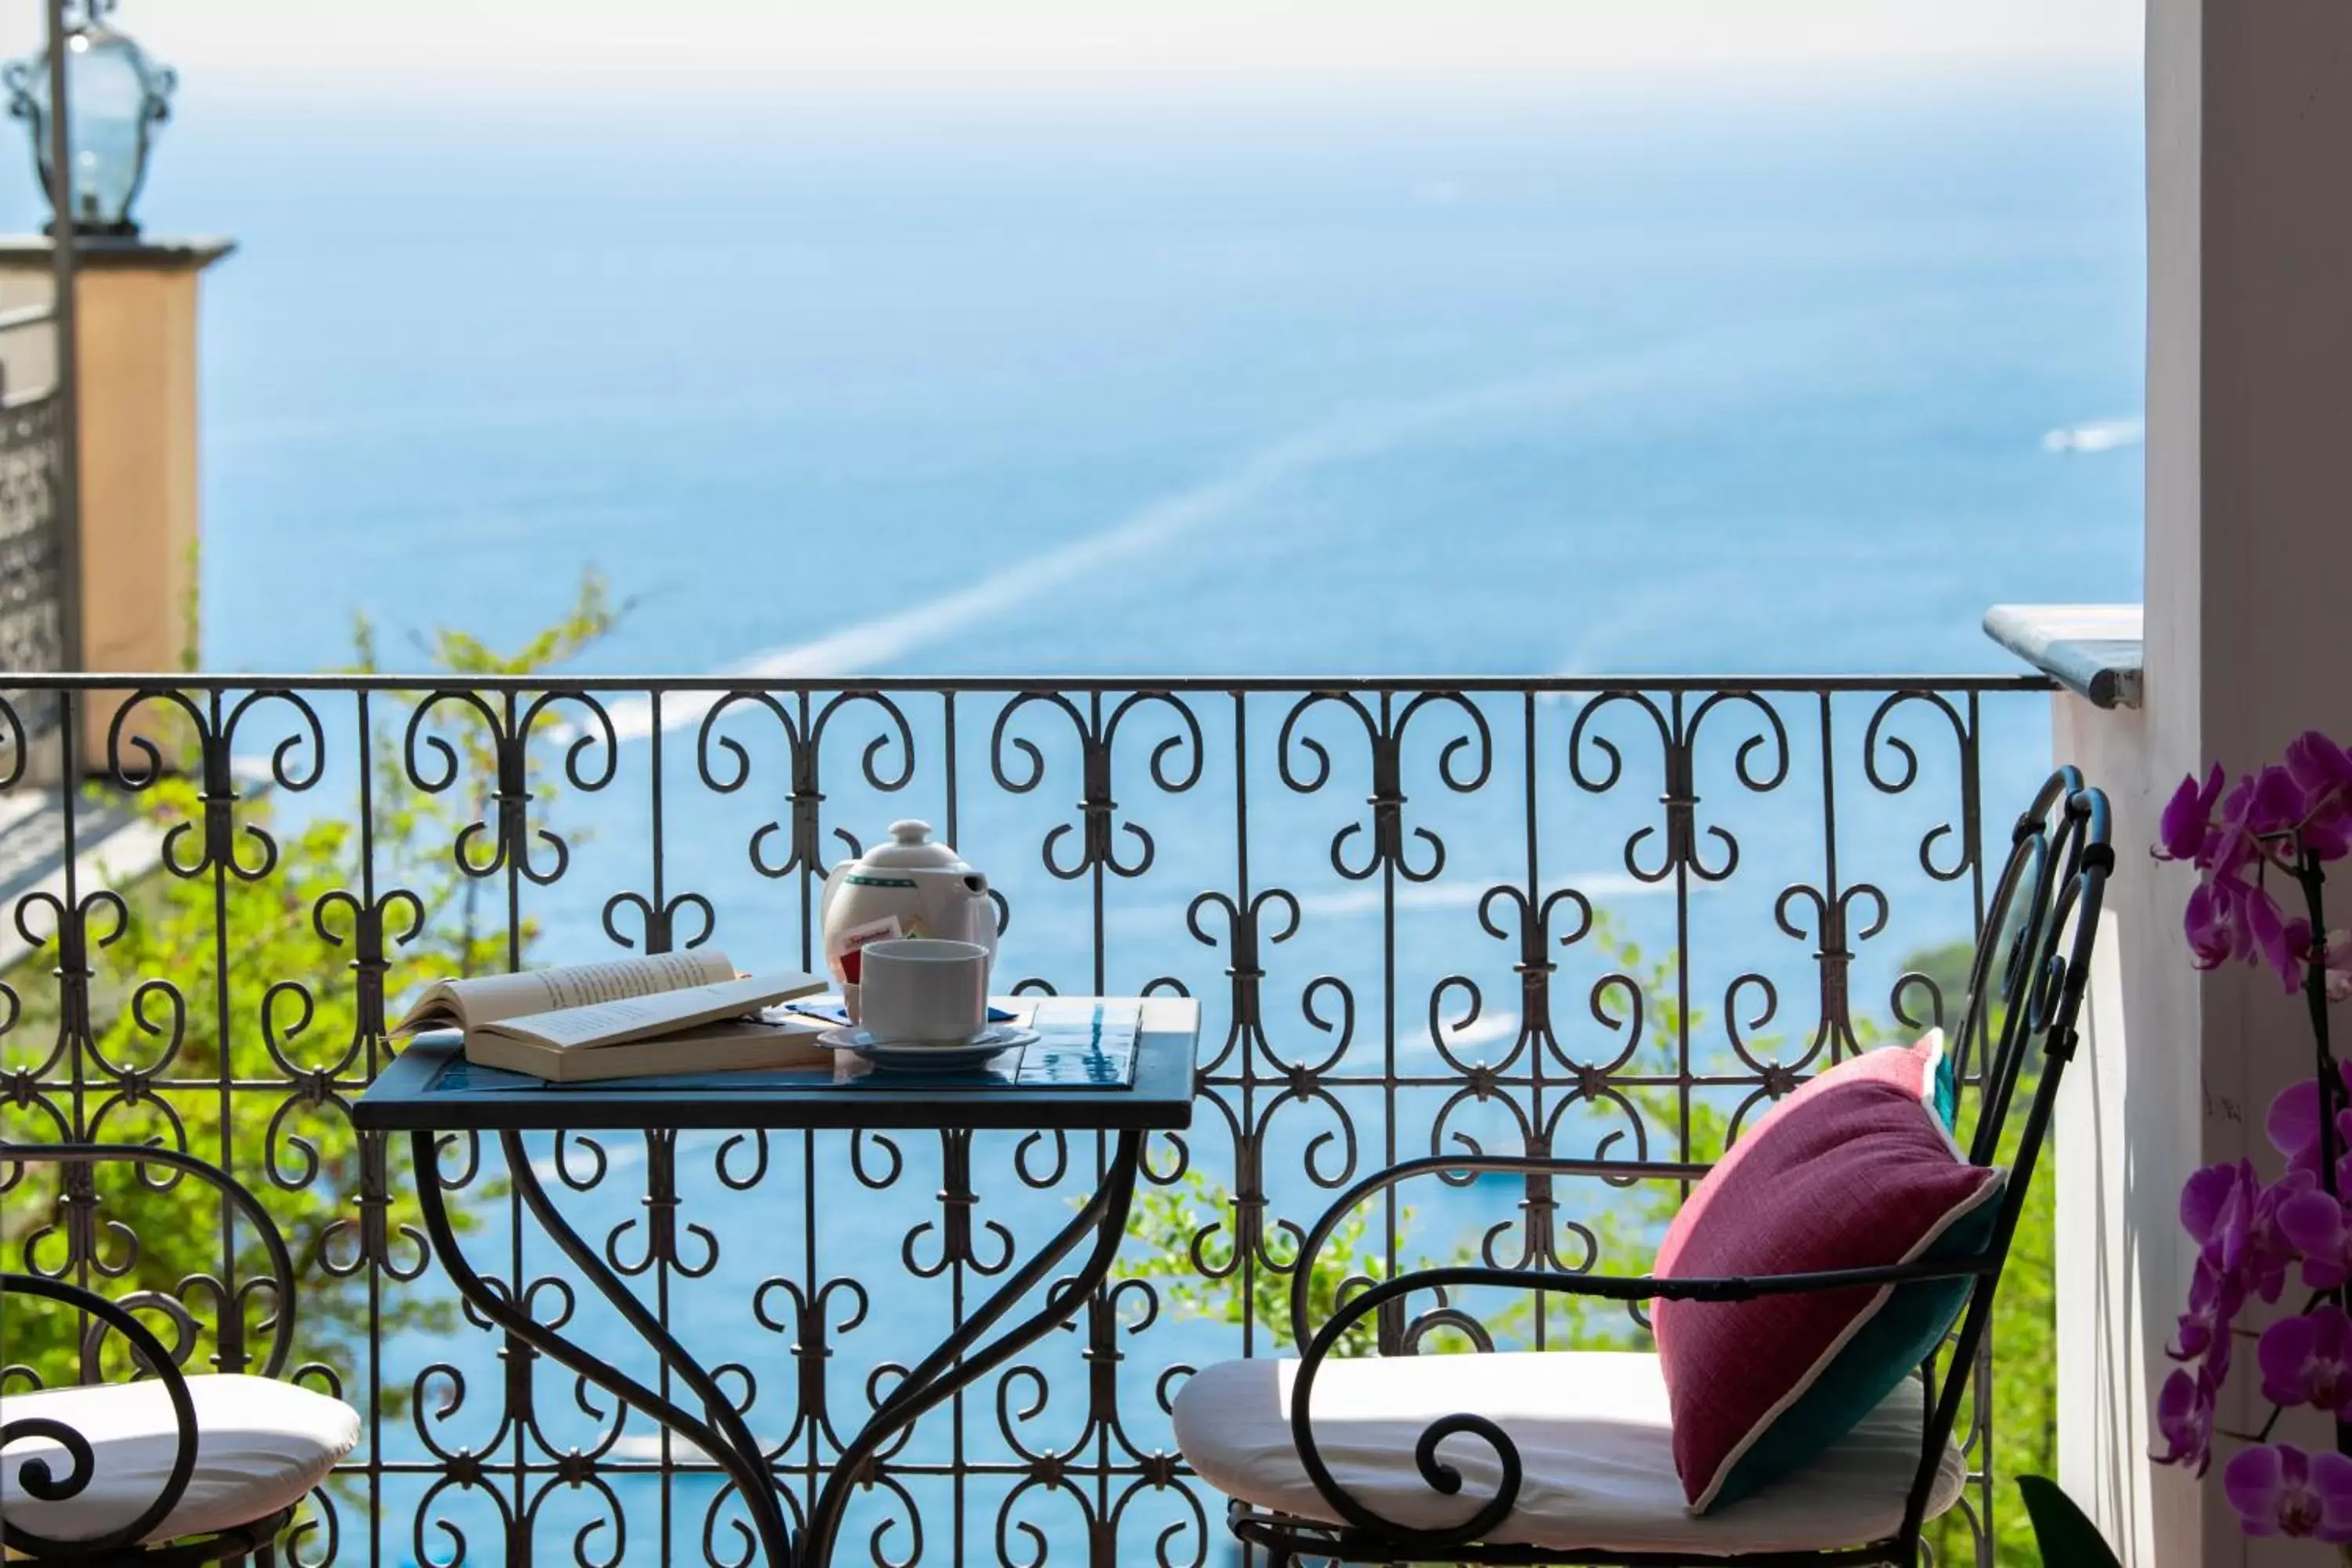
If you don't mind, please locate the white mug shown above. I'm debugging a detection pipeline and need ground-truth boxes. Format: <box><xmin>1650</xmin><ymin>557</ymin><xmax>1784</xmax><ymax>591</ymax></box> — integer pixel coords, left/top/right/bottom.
<box><xmin>858</xmin><ymin>938</ymin><xmax>990</xmax><ymax>1044</ymax></box>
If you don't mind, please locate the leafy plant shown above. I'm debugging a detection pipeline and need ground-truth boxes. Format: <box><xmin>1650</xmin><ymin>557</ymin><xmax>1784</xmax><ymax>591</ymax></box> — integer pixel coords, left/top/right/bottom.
<box><xmin>2016</xmin><ymin>1476</ymin><xmax>2121</xmax><ymax>1568</ymax></box>
<box><xmin>0</xmin><ymin>576</ymin><xmax>618</xmax><ymax>1418</ymax></box>
<box><xmin>1118</xmin><ymin>1166</ymin><xmax>1398</xmax><ymax>1359</ymax></box>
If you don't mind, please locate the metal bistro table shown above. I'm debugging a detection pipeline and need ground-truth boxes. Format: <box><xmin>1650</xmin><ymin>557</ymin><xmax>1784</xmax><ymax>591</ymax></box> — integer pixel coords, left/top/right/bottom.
<box><xmin>353</xmin><ymin>996</ymin><xmax>1199</xmax><ymax>1568</ymax></box>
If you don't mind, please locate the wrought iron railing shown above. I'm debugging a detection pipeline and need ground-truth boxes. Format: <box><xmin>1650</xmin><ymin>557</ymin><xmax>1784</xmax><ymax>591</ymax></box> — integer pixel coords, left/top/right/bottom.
<box><xmin>0</xmin><ymin>671</ymin><xmax>2056</xmax><ymax>1568</ymax></box>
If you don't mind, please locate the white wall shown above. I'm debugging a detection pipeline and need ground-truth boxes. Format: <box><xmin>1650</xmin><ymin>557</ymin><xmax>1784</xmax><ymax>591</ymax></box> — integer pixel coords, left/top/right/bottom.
<box><xmin>2059</xmin><ymin>2</ymin><xmax>2352</xmax><ymax>1563</ymax></box>
<box><xmin>2055</xmin><ymin>693</ymin><xmax>2198</xmax><ymax>1566</ymax></box>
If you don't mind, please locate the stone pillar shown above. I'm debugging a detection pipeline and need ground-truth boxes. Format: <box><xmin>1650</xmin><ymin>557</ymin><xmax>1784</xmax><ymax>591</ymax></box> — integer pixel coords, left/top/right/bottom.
<box><xmin>1993</xmin><ymin>2</ymin><xmax>2352</xmax><ymax>1563</ymax></box>
<box><xmin>0</xmin><ymin>234</ymin><xmax>232</xmax><ymax>769</ymax></box>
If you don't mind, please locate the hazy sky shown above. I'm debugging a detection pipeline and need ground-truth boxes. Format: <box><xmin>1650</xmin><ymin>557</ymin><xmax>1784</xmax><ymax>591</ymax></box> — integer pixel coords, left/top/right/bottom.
<box><xmin>24</xmin><ymin>1</ymin><xmax>2142</xmax><ymax>101</ymax></box>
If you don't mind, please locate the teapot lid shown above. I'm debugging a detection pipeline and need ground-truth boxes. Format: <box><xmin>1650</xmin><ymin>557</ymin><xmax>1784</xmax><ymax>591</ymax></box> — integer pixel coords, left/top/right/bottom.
<box><xmin>858</xmin><ymin>819</ymin><xmax>969</xmax><ymax>871</ymax></box>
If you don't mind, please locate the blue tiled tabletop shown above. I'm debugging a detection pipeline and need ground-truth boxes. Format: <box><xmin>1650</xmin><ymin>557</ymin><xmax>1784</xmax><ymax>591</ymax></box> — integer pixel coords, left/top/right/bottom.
<box><xmin>354</xmin><ymin>996</ymin><xmax>1199</xmax><ymax>1134</ymax></box>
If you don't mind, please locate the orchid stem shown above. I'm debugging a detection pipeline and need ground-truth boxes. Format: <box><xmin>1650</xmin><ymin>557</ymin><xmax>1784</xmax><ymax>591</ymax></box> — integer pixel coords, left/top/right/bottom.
<box><xmin>2293</xmin><ymin>848</ymin><xmax>2350</xmax><ymax>1458</ymax></box>
<box><xmin>2305</xmin><ymin>855</ymin><xmax>2339</xmax><ymax>1200</ymax></box>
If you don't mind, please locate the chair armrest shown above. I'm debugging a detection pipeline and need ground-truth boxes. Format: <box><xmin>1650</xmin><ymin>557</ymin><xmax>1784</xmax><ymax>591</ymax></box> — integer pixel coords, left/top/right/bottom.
<box><xmin>0</xmin><ymin>1143</ymin><xmax>299</xmax><ymax>1380</ymax></box>
<box><xmin>1282</xmin><ymin>1254</ymin><xmax>1996</xmax><ymax>1551</ymax></box>
<box><xmin>1</xmin><ymin>1272</ymin><xmax>200</xmax><ymax>1558</ymax></box>
<box><xmin>1287</xmin><ymin>1152</ymin><xmax>1711</xmax><ymax>1349</ymax></box>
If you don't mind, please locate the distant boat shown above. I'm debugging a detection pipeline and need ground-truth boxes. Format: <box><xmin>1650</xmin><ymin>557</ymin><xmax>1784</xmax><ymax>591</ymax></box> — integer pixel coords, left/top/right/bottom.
<box><xmin>2042</xmin><ymin>416</ymin><xmax>2145</xmax><ymax>453</ymax></box>
<box><xmin>609</xmin><ymin>1433</ymin><xmax>717</xmax><ymax>1465</ymax></box>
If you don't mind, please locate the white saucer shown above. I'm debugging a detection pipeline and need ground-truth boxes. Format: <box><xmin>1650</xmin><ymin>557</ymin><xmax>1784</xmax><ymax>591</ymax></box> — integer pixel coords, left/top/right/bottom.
<box><xmin>817</xmin><ymin>1024</ymin><xmax>1039</xmax><ymax>1073</ymax></box>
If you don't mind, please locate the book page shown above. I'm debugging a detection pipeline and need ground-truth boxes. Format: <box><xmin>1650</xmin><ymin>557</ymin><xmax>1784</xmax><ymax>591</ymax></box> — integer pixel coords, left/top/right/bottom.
<box><xmin>477</xmin><ymin>970</ymin><xmax>824</xmax><ymax>1051</ymax></box>
<box><xmin>393</xmin><ymin>950</ymin><xmax>735</xmax><ymax>1033</ymax></box>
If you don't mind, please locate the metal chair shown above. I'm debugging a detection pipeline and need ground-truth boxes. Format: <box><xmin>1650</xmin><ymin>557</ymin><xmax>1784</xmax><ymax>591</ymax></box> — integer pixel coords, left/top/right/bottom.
<box><xmin>1174</xmin><ymin>768</ymin><xmax>2111</xmax><ymax>1566</ymax></box>
<box><xmin>0</xmin><ymin>1144</ymin><xmax>360</xmax><ymax>1566</ymax></box>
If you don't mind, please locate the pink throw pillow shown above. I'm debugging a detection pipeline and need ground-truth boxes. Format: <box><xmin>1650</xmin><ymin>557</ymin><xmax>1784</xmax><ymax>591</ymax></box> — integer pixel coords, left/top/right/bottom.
<box><xmin>1652</xmin><ymin>1033</ymin><xmax>2002</xmax><ymax>1511</ymax></box>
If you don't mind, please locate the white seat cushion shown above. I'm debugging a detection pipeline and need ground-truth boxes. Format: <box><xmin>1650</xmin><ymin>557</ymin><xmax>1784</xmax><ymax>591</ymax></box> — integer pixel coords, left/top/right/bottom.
<box><xmin>1171</xmin><ymin>1350</ymin><xmax>1963</xmax><ymax>1556</ymax></box>
<box><xmin>1</xmin><ymin>1375</ymin><xmax>360</xmax><ymax>1545</ymax></box>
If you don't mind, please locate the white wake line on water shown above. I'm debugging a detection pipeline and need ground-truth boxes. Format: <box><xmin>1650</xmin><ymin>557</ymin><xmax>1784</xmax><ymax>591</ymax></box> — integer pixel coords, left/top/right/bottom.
<box><xmin>597</xmin><ymin>339</ymin><xmax>1783</xmax><ymax>746</ymax></box>
<box><xmin>1428</xmin><ymin>1009</ymin><xmax>1523</xmax><ymax>1051</ymax></box>
<box><xmin>600</xmin><ymin>417</ymin><xmax>1397</xmax><ymax>742</ymax></box>
<box><xmin>602</xmin><ymin>431</ymin><xmax>1344</xmax><ymax>742</ymax></box>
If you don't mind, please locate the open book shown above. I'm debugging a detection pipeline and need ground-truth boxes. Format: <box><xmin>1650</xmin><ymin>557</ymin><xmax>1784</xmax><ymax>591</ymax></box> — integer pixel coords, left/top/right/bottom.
<box><xmin>394</xmin><ymin>951</ymin><xmax>830</xmax><ymax>1082</ymax></box>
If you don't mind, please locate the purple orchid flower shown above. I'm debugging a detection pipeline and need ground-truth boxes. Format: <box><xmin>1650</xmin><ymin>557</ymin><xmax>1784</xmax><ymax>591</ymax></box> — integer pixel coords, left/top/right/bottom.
<box><xmin>2182</xmin><ymin>1160</ymin><xmax>2241</xmax><ymax>1240</ymax></box>
<box><xmin>2189</xmin><ymin>766</ymin><xmax>2310</xmax><ymax>932</ymax></box>
<box><xmin>2285</xmin><ymin>730</ymin><xmax>2352</xmax><ymax>797</ymax></box>
<box><xmin>2158</xmin><ymin>764</ymin><xmax>2225</xmax><ymax>863</ymax></box>
<box><xmin>2224</xmin><ymin>1443</ymin><xmax>2352</xmax><ymax>1541</ymax></box>
<box><xmin>2206</xmin><ymin>768</ymin><xmax>2303</xmax><ymax>881</ymax></box>
<box><xmin>2258</xmin><ymin>1305</ymin><xmax>2352</xmax><ymax>1416</ymax></box>
<box><xmin>2245</xmin><ymin>765</ymin><xmax>2311</xmax><ymax>857</ymax></box>
<box><xmin>2180</xmin><ymin>1158</ymin><xmax>2257</xmax><ymax>1274</ymax></box>
<box><xmin>2328</xmin><ymin>929</ymin><xmax>2352</xmax><ymax>1004</ymax></box>
<box><xmin>2167</xmin><ymin>748</ymin><xmax>2352</xmax><ymax>992</ymax></box>
<box><xmin>2183</xmin><ymin>877</ymin><xmax>2244</xmax><ymax>971</ymax></box>
<box><xmin>2259</xmin><ymin>919</ymin><xmax>2350</xmax><ymax>1000</ymax></box>
<box><xmin>2267</xmin><ymin>1069</ymin><xmax>2352</xmax><ymax>1186</ymax></box>
<box><xmin>2244</xmin><ymin>888</ymin><xmax>2309</xmax><ymax>995</ymax></box>
<box><xmin>2285</xmin><ymin>731</ymin><xmax>2352</xmax><ymax>861</ymax></box>
<box><xmin>2153</xmin><ymin>1367</ymin><xmax>2217</xmax><ymax>1475</ymax></box>
<box><xmin>2273</xmin><ymin>1179</ymin><xmax>2352</xmax><ymax>1290</ymax></box>
<box><xmin>2166</xmin><ymin>1256</ymin><xmax>2244</xmax><ymax>1375</ymax></box>
<box><xmin>2269</xmin><ymin>1069</ymin><xmax>2352</xmax><ymax>1162</ymax></box>
<box><xmin>2185</xmin><ymin>1159</ymin><xmax>2295</xmax><ymax>1303</ymax></box>
<box><xmin>2245</xmin><ymin>1180</ymin><xmax>2305</xmax><ymax>1303</ymax></box>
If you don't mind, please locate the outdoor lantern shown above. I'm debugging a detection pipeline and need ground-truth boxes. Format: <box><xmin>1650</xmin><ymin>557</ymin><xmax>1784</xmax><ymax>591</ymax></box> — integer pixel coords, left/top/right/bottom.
<box><xmin>2</xmin><ymin>1</ymin><xmax>175</xmax><ymax>237</ymax></box>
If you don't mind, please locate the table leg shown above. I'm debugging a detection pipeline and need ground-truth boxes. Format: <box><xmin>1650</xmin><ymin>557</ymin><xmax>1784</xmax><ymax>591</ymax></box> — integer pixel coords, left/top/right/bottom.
<box><xmin>799</xmin><ymin>1129</ymin><xmax>1144</xmax><ymax>1568</ymax></box>
<box><xmin>410</xmin><ymin>1130</ymin><xmax>797</xmax><ymax>1568</ymax></box>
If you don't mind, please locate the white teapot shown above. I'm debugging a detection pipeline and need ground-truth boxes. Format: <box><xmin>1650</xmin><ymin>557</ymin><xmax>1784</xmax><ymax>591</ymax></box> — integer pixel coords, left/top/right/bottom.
<box><xmin>819</xmin><ymin>820</ymin><xmax>997</xmax><ymax>1007</ymax></box>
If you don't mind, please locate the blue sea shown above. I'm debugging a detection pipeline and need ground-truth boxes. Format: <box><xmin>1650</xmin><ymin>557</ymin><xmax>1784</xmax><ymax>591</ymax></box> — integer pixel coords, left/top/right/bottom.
<box><xmin>32</xmin><ymin>72</ymin><xmax>2147</xmax><ymax>1563</ymax></box>
<box><xmin>48</xmin><ymin>72</ymin><xmax>2147</xmax><ymax>679</ymax></box>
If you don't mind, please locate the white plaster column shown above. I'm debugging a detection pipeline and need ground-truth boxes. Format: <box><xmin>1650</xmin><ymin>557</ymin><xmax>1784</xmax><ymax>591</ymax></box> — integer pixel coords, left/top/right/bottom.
<box><xmin>2009</xmin><ymin>2</ymin><xmax>2352</xmax><ymax>1563</ymax></box>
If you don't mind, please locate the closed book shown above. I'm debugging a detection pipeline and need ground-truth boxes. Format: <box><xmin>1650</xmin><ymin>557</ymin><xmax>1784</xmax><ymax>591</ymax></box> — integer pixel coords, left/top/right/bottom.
<box><xmin>460</xmin><ymin>1017</ymin><xmax>836</xmax><ymax>1083</ymax></box>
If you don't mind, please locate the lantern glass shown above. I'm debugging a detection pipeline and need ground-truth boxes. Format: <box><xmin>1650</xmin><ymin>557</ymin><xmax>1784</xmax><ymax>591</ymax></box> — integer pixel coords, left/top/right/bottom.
<box><xmin>5</xmin><ymin>12</ymin><xmax>175</xmax><ymax>236</ymax></box>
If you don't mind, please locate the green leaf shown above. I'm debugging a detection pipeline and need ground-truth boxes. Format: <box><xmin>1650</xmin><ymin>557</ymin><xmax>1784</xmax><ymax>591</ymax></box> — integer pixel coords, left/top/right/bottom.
<box><xmin>2016</xmin><ymin>1475</ymin><xmax>2121</xmax><ymax>1568</ymax></box>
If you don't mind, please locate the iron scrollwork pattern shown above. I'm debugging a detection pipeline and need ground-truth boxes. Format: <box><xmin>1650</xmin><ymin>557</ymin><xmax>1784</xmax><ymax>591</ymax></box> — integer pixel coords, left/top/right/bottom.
<box><xmin>0</xmin><ymin>672</ymin><xmax>2049</xmax><ymax>1567</ymax></box>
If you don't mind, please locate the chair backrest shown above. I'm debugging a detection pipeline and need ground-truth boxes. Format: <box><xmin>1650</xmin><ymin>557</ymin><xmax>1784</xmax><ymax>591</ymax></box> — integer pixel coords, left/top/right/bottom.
<box><xmin>0</xmin><ymin>1142</ymin><xmax>300</xmax><ymax>1385</ymax></box>
<box><xmin>1</xmin><ymin>1144</ymin><xmax>304</xmax><ymax>1559</ymax></box>
<box><xmin>1906</xmin><ymin>767</ymin><xmax>2111</xmax><ymax>1533</ymax></box>
<box><xmin>1951</xmin><ymin>767</ymin><xmax>2112</xmax><ymax>1170</ymax></box>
